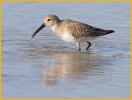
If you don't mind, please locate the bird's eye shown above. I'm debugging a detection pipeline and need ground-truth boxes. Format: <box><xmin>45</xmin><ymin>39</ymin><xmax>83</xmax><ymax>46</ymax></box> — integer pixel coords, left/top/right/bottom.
<box><xmin>47</xmin><ymin>19</ymin><xmax>50</xmax><ymax>21</ymax></box>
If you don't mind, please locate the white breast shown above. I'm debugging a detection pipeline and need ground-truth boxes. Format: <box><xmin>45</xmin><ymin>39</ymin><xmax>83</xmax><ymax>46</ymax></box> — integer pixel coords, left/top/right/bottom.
<box><xmin>61</xmin><ymin>31</ymin><xmax>75</xmax><ymax>42</ymax></box>
<box><xmin>51</xmin><ymin>26</ymin><xmax>75</xmax><ymax>42</ymax></box>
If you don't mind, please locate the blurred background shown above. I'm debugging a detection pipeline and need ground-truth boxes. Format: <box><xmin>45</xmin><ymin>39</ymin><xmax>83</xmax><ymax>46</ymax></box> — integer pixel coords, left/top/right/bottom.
<box><xmin>2</xmin><ymin>2</ymin><xmax>130</xmax><ymax>98</ymax></box>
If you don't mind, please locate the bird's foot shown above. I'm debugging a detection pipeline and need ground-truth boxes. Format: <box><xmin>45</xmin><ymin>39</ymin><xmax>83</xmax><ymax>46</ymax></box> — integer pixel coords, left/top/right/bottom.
<box><xmin>86</xmin><ymin>41</ymin><xmax>92</xmax><ymax>50</ymax></box>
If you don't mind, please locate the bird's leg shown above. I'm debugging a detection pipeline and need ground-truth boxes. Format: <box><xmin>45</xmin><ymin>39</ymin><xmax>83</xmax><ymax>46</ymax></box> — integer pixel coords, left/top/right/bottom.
<box><xmin>86</xmin><ymin>41</ymin><xmax>91</xmax><ymax>50</ymax></box>
<box><xmin>76</xmin><ymin>43</ymin><xmax>81</xmax><ymax>51</ymax></box>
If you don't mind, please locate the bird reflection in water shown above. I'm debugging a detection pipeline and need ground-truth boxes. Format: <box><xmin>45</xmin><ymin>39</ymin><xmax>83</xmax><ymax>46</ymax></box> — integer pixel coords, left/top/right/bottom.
<box><xmin>42</xmin><ymin>51</ymin><xmax>104</xmax><ymax>87</ymax></box>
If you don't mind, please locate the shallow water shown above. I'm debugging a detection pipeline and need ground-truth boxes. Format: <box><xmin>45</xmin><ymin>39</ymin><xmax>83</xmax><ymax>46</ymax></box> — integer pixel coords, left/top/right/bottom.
<box><xmin>2</xmin><ymin>2</ymin><xmax>130</xmax><ymax>98</ymax></box>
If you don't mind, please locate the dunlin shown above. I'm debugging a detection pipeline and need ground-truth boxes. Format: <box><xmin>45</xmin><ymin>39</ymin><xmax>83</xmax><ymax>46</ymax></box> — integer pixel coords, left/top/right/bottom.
<box><xmin>32</xmin><ymin>14</ymin><xmax>114</xmax><ymax>51</ymax></box>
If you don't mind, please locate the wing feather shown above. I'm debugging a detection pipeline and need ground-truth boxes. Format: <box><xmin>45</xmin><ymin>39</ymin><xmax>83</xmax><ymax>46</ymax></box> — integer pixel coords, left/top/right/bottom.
<box><xmin>66</xmin><ymin>21</ymin><xmax>108</xmax><ymax>38</ymax></box>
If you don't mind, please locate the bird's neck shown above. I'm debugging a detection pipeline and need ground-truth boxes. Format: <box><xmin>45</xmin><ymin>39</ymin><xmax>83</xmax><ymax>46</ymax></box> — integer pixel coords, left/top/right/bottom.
<box><xmin>51</xmin><ymin>21</ymin><xmax>63</xmax><ymax>37</ymax></box>
<box><xmin>51</xmin><ymin>21</ymin><xmax>61</xmax><ymax>32</ymax></box>
<box><xmin>51</xmin><ymin>24</ymin><xmax>58</xmax><ymax>33</ymax></box>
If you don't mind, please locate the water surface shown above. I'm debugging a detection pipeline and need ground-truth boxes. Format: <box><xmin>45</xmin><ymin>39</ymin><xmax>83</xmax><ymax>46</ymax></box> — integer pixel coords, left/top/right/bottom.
<box><xmin>2</xmin><ymin>2</ymin><xmax>130</xmax><ymax>98</ymax></box>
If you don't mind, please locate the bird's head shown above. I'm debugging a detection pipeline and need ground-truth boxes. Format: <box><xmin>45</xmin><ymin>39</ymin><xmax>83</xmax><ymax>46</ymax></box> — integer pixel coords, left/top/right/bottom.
<box><xmin>32</xmin><ymin>14</ymin><xmax>60</xmax><ymax>38</ymax></box>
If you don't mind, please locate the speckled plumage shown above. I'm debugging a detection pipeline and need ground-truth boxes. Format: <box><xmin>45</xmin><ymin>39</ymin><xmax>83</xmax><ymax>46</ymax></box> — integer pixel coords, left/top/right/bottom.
<box><xmin>32</xmin><ymin>14</ymin><xmax>114</xmax><ymax>51</ymax></box>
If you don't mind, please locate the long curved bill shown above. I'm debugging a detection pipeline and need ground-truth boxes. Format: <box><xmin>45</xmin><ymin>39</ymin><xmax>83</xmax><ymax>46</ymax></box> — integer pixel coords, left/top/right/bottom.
<box><xmin>32</xmin><ymin>23</ymin><xmax>45</xmax><ymax>38</ymax></box>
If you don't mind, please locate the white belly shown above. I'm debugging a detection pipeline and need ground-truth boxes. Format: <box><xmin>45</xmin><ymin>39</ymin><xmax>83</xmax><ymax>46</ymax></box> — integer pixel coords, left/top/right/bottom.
<box><xmin>75</xmin><ymin>36</ymin><xmax>97</xmax><ymax>43</ymax></box>
<box><xmin>60</xmin><ymin>32</ymin><xmax>75</xmax><ymax>42</ymax></box>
